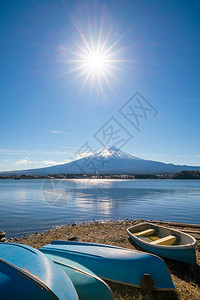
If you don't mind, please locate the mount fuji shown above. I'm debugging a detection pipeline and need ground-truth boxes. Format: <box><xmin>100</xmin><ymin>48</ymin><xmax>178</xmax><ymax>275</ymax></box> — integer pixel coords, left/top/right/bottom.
<box><xmin>2</xmin><ymin>146</ymin><xmax>200</xmax><ymax>175</ymax></box>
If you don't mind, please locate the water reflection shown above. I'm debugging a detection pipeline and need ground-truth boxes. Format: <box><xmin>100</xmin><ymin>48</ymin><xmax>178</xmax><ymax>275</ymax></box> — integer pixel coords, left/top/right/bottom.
<box><xmin>71</xmin><ymin>178</ymin><xmax>114</xmax><ymax>188</ymax></box>
<box><xmin>43</xmin><ymin>179</ymin><xmax>77</xmax><ymax>207</ymax></box>
<box><xmin>0</xmin><ymin>179</ymin><xmax>199</xmax><ymax>238</ymax></box>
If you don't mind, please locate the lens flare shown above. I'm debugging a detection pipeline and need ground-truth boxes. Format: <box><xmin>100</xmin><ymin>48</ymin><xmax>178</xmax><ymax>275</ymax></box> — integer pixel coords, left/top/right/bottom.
<box><xmin>67</xmin><ymin>21</ymin><xmax>124</xmax><ymax>93</ymax></box>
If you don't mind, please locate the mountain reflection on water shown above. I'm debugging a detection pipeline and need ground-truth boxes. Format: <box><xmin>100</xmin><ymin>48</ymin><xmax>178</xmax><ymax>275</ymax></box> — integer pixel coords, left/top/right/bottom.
<box><xmin>0</xmin><ymin>179</ymin><xmax>199</xmax><ymax>238</ymax></box>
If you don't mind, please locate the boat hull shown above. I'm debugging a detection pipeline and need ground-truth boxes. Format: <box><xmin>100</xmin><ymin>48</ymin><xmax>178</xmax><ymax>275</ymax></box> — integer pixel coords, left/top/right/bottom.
<box><xmin>40</xmin><ymin>240</ymin><xmax>175</xmax><ymax>291</ymax></box>
<box><xmin>0</xmin><ymin>243</ymin><xmax>78</xmax><ymax>300</ymax></box>
<box><xmin>43</xmin><ymin>252</ymin><xmax>113</xmax><ymax>300</ymax></box>
<box><xmin>127</xmin><ymin>222</ymin><xmax>197</xmax><ymax>265</ymax></box>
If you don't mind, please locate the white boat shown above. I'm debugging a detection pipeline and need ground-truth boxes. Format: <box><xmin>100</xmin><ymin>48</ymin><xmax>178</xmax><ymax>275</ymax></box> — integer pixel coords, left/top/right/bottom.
<box><xmin>127</xmin><ymin>222</ymin><xmax>197</xmax><ymax>264</ymax></box>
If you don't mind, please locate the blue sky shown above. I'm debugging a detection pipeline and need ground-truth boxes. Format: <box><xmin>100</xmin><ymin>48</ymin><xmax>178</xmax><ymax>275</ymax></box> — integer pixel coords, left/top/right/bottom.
<box><xmin>1</xmin><ymin>0</ymin><xmax>200</xmax><ymax>171</ymax></box>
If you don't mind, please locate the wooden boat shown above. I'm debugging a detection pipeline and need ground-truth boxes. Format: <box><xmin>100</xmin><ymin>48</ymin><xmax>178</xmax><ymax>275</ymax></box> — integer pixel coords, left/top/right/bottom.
<box><xmin>0</xmin><ymin>243</ymin><xmax>78</xmax><ymax>300</ymax></box>
<box><xmin>127</xmin><ymin>222</ymin><xmax>197</xmax><ymax>265</ymax></box>
<box><xmin>40</xmin><ymin>240</ymin><xmax>175</xmax><ymax>292</ymax></box>
<box><xmin>42</xmin><ymin>252</ymin><xmax>113</xmax><ymax>300</ymax></box>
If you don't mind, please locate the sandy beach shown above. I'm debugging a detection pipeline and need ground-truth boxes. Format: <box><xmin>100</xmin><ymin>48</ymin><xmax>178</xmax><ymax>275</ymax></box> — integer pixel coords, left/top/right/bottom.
<box><xmin>5</xmin><ymin>219</ymin><xmax>199</xmax><ymax>300</ymax></box>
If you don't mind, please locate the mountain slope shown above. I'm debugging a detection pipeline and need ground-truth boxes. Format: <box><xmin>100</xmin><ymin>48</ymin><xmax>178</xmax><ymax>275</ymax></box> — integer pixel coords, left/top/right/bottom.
<box><xmin>2</xmin><ymin>146</ymin><xmax>200</xmax><ymax>175</ymax></box>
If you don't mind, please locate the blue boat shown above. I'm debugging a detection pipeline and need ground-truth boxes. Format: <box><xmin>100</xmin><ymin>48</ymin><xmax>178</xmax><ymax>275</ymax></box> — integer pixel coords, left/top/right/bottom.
<box><xmin>127</xmin><ymin>222</ymin><xmax>197</xmax><ymax>265</ymax></box>
<box><xmin>0</xmin><ymin>243</ymin><xmax>78</xmax><ymax>300</ymax></box>
<box><xmin>40</xmin><ymin>240</ymin><xmax>175</xmax><ymax>292</ymax></box>
<box><xmin>43</xmin><ymin>252</ymin><xmax>114</xmax><ymax>300</ymax></box>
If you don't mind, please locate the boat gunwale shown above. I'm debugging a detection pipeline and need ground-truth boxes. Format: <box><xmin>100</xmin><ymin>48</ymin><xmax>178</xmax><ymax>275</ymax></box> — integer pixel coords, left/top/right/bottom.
<box><xmin>0</xmin><ymin>256</ymin><xmax>59</xmax><ymax>299</ymax></box>
<box><xmin>50</xmin><ymin>257</ymin><xmax>114</xmax><ymax>298</ymax></box>
<box><xmin>127</xmin><ymin>222</ymin><xmax>197</xmax><ymax>250</ymax></box>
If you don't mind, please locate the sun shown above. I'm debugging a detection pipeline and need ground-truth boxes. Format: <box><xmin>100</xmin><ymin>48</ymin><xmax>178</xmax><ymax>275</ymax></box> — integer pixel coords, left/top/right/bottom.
<box><xmin>86</xmin><ymin>52</ymin><xmax>105</xmax><ymax>71</ymax></box>
<box><xmin>76</xmin><ymin>45</ymin><xmax>114</xmax><ymax>85</ymax></box>
<box><xmin>67</xmin><ymin>22</ymin><xmax>124</xmax><ymax>92</ymax></box>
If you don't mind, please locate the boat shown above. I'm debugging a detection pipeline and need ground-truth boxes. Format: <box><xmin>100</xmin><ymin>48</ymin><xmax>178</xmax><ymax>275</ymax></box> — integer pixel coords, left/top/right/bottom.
<box><xmin>40</xmin><ymin>240</ymin><xmax>175</xmax><ymax>292</ymax></box>
<box><xmin>42</xmin><ymin>252</ymin><xmax>113</xmax><ymax>300</ymax></box>
<box><xmin>127</xmin><ymin>222</ymin><xmax>197</xmax><ymax>265</ymax></box>
<box><xmin>0</xmin><ymin>242</ymin><xmax>78</xmax><ymax>300</ymax></box>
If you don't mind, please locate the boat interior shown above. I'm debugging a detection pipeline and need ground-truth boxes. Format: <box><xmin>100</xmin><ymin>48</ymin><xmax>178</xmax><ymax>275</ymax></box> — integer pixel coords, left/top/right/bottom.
<box><xmin>129</xmin><ymin>223</ymin><xmax>194</xmax><ymax>246</ymax></box>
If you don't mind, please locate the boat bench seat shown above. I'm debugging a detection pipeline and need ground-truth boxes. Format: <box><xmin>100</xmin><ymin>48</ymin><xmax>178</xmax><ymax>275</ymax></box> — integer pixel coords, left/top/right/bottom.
<box><xmin>135</xmin><ymin>229</ymin><xmax>155</xmax><ymax>237</ymax></box>
<box><xmin>151</xmin><ymin>235</ymin><xmax>176</xmax><ymax>246</ymax></box>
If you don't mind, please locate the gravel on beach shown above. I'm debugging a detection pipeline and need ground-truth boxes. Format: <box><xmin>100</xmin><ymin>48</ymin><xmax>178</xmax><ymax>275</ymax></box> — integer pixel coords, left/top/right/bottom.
<box><xmin>7</xmin><ymin>219</ymin><xmax>200</xmax><ymax>300</ymax></box>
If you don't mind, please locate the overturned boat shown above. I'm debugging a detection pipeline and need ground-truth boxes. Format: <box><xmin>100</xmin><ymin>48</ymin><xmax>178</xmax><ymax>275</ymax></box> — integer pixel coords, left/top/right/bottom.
<box><xmin>40</xmin><ymin>240</ymin><xmax>175</xmax><ymax>292</ymax></box>
<box><xmin>0</xmin><ymin>243</ymin><xmax>78</xmax><ymax>300</ymax></box>
<box><xmin>42</xmin><ymin>251</ymin><xmax>114</xmax><ymax>300</ymax></box>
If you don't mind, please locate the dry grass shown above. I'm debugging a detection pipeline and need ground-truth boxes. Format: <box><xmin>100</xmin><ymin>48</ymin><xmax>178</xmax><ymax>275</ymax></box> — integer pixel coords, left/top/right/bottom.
<box><xmin>12</xmin><ymin>220</ymin><xmax>200</xmax><ymax>300</ymax></box>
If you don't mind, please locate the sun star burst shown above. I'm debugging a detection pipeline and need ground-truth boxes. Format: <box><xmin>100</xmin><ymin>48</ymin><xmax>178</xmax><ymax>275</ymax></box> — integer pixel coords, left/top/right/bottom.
<box><xmin>68</xmin><ymin>23</ymin><xmax>124</xmax><ymax>93</ymax></box>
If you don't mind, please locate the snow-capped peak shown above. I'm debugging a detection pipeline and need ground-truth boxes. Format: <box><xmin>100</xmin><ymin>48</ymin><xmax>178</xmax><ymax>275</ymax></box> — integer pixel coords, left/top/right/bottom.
<box><xmin>92</xmin><ymin>146</ymin><xmax>141</xmax><ymax>160</ymax></box>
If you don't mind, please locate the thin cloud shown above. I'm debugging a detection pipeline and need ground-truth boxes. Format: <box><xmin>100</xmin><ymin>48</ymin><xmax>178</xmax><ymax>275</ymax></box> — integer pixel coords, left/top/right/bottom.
<box><xmin>49</xmin><ymin>130</ymin><xmax>68</xmax><ymax>135</ymax></box>
<box><xmin>16</xmin><ymin>158</ymin><xmax>30</xmax><ymax>165</ymax></box>
<box><xmin>42</xmin><ymin>159</ymin><xmax>71</xmax><ymax>166</ymax></box>
<box><xmin>15</xmin><ymin>158</ymin><xmax>71</xmax><ymax>167</ymax></box>
<box><xmin>0</xmin><ymin>148</ymin><xmax>76</xmax><ymax>155</ymax></box>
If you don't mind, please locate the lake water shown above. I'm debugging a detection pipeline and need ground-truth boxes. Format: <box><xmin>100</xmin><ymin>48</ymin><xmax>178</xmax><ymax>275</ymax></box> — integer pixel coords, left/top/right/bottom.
<box><xmin>0</xmin><ymin>179</ymin><xmax>199</xmax><ymax>238</ymax></box>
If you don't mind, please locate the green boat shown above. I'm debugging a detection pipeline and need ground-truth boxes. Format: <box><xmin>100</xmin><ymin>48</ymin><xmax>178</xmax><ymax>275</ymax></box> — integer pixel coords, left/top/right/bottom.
<box><xmin>44</xmin><ymin>252</ymin><xmax>114</xmax><ymax>300</ymax></box>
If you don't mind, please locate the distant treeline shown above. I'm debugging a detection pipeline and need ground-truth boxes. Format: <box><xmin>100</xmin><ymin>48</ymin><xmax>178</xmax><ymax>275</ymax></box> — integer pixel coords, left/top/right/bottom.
<box><xmin>0</xmin><ymin>170</ymin><xmax>200</xmax><ymax>180</ymax></box>
<box><xmin>171</xmin><ymin>170</ymin><xmax>200</xmax><ymax>179</ymax></box>
<box><xmin>0</xmin><ymin>173</ymin><xmax>170</xmax><ymax>180</ymax></box>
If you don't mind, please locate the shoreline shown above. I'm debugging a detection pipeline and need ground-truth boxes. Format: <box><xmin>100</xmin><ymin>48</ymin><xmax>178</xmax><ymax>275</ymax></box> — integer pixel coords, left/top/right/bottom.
<box><xmin>6</xmin><ymin>219</ymin><xmax>200</xmax><ymax>300</ymax></box>
<box><xmin>6</xmin><ymin>218</ymin><xmax>200</xmax><ymax>240</ymax></box>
